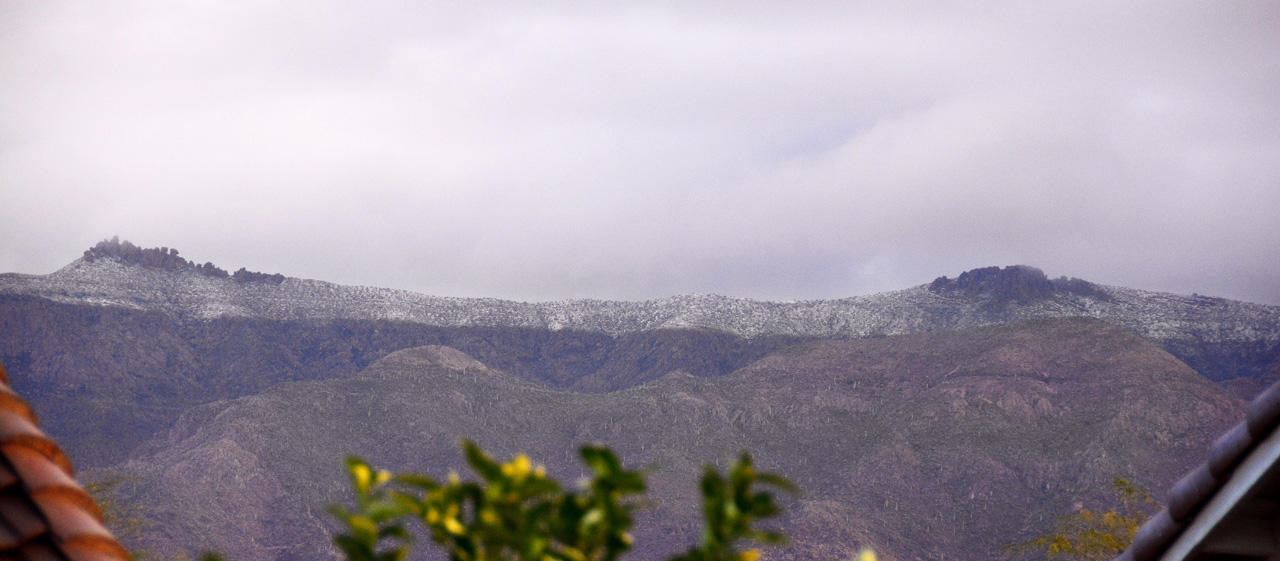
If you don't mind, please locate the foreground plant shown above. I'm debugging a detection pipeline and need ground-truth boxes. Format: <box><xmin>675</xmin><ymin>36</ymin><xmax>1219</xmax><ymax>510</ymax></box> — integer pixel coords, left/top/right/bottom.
<box><xmin>670</xmin><ymin>452</ymin><xmax>798</xmax><ymax>561</ymax></box>
<box><xmin>330</xmin><ymin>441</ymin><xmax>798</xmax><ymax>561</ymax></box>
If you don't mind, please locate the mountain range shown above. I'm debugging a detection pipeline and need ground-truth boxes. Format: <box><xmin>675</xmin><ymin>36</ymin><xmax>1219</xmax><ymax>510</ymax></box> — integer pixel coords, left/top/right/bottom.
<box><xmin>117</xmin><ymin>319</ymin><xmax>1239</xmax><ymax>561</ymax></box>
<box><xmin>1</xmin><ymin>238</ymin><xmax>1277</xmax><ymax>560</ymax></box>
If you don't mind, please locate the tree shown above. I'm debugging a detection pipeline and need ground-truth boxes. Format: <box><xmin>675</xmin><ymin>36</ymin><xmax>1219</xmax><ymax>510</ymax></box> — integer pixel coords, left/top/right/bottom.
<box><xmin>1006</xmin><ymin>477</ymin><xmax>1158</xmax><ymax>561</ymax></box>
<box><xmin>329</xmin><ymin>440</ymin><xmax>801</xmax><ymax>561</ymax></box>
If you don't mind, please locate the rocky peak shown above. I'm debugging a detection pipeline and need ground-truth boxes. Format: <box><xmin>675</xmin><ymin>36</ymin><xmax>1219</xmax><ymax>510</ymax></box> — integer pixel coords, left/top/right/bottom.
<box><xmin>81</xmin><ymin>237</ymin><xmax>285</xmax><ymax>285</ymax></box>
<box><xmin>929</xmin><ymin>265</ymin><xmax>1105</xmax><ymax>304</ymax></box>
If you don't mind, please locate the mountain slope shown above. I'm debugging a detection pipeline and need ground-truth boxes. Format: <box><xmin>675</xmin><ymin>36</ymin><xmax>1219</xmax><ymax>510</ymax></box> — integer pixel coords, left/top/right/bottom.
<box><xmin>4</xmin><ymin>241</ymin><xmax>1275</xmax><ymax>470</ymax></box>
<box><xmin>115</xmin><ymin>317</ymin><xmax>1241</xmax><ymax>561</ymax></box>
<box><xmin>0</xmin><ymin>295</ymin><xmax>802</xmax><ymax>467</ymax></box>
<box><xmin>4</xmin><ymin>241</ymin><xmax>1276</xmax><ymax>380</ymax></box>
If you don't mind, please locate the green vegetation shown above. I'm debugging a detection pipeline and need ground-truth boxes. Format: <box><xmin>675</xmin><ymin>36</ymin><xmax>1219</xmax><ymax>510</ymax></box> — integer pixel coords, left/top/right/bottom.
<box><xmin>1007</xmin><ymin>477</ymin><xmax>1158</xmax><ymax>561</ymax></box>
<box><xmin>329</xmin><ymin>440</ymin><xmax>799</xmax><ymax>561</ymax></box>
<box><xmin>66</xmin><ymin>320</ymin><xmax>1232</xmax><ymax>561</ymax></box>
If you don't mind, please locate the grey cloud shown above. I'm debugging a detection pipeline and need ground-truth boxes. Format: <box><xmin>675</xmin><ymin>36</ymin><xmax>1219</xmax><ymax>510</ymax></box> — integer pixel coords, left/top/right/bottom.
<box><xmin>2</xmin><ymin>1</ymin><xmax>1277</xmax><ymax>304</ymax></box>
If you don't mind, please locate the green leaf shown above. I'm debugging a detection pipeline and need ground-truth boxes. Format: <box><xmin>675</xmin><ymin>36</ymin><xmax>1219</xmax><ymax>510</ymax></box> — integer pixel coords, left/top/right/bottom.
<box><xmin>462</xmin><ymin>440</ymin><xmax>504</xmax><ymax>482</ymax></box>
<box><xmin>394</xmin><ymin>474</ymin><xmax>439</xmax><ymax>490</ymax></box>
<box><xmin>334</xmin><ymin>535</ymin><xmax>375</xmax><ymax>561</ymax></box>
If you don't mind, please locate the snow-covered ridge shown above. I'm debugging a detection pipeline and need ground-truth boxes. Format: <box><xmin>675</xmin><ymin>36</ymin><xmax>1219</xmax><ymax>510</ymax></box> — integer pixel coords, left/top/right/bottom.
<box><xmin>1</xmin><ymin>258</ymin><xmax>1277</xmax><ymax>350</ymax></box>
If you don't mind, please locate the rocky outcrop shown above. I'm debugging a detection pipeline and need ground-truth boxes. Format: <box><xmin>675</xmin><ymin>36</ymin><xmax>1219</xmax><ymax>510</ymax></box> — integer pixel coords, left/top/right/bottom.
<box><xmin>82</xmin><ymin>237</ymin><xmax>282</xmax><ymax>284</ymax></box>
<box><xmin>928</xmin><ymin>265</ymin><xmax>1107</xmax><ymax>304</ymax></box>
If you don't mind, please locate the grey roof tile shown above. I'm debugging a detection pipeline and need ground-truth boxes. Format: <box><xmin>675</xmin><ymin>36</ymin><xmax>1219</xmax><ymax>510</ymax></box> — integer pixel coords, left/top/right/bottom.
<box><xmin>1246</xmin><ymin>380</ymin><xmax>1280</xmax><ymax>437</ymax></box>
<box><xmin>1116</xmin><ymin>376</ymin><xmax>1280</xmax><ymax>561</ymax></box>
<box><xmin>1166</xmin><ymin>465</ymin><xmax>1215</xmax><ymax>522</ymax></box>
<box><xmin>1206</xmin><ymin>423</ymin><xmax>1250</xmax><ymax>477</ymax></box>
<box><xmin>1131</xmin><ymin>509</ymin><xmax>1184</xmax><ymax>561</ymax></box>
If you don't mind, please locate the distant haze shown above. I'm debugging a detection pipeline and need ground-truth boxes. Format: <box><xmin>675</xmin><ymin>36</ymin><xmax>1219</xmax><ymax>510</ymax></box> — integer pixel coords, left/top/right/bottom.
<box><xmin>3</xmin><ymin>2</ymin><xmax>1278</xmax><ymax>304</ymax></box>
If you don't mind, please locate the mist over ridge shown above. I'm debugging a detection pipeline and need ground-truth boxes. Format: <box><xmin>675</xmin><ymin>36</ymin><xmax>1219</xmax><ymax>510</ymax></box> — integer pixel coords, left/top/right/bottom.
<box><xmin>5</xmin><ymin>2</ymin><xmax>1279</xmax><ymax>307</ymax></box>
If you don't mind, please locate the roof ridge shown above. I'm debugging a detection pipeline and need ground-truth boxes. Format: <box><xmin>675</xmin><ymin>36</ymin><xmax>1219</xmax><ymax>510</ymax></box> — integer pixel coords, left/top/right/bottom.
<box><xmin>0</xmin><ymin>362</ymin><xmax>131</xmax><ymax>561</ymax></box>
<box><xmin>1115</xmin><ymin>378</ymin><xmax>1280</xmax><ymax>561</ymax></box>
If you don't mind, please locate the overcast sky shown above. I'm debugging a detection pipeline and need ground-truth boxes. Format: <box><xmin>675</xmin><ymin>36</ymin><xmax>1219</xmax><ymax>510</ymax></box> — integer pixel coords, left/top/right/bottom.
<box><xmin>2</xmin><ymin>1</ymin><xmax>1278</xmax><ymax>304</ymax></box>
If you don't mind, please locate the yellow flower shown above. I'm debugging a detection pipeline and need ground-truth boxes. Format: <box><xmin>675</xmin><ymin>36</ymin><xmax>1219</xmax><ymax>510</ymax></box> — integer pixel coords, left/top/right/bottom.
<box><xmin>352</xmin><ymin>464</ymin><xmax>372</xmax><ymax>490</ymax></box>
<box><xmin>857</xmin><ymin>548</ymin><xmax>877</xmax><ymax>561</ymax></box>
<box><xmin>445</xmin><ymin>517</ymin><xmax>465</xmax><ymax>535</ymax></box>
<box><xmin>503</xmin><ymin>454</ymin><xmax>532</xmax><ymax>478</ymax></box>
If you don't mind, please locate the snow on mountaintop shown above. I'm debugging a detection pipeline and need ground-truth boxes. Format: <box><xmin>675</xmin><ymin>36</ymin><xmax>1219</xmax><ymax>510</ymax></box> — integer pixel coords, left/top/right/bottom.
<box><xmin>2</xmin><ymin>250</ymin><xmax>1278</xmax><ymax>353</ymax></box>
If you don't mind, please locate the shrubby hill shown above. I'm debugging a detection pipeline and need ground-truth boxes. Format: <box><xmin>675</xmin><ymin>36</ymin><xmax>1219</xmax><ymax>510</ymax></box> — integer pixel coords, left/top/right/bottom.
<box><xmin>115</xmin><ymin>317</ymin><xmax>1238</xmax><ymax>561</ymax></box>
<box><xmin>0</xmin><ymin>295</ymin><xmax>802</xmax><ymax>466</ymax></box>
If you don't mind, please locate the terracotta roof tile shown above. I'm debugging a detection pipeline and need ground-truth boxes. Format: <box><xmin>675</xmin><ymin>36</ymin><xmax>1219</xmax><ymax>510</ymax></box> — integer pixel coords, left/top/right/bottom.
<box><xmin>1115</xmin><ymin>376</ymin><xmax>1280</xmax><ymax>561</ymax></box>
<box><xmin>0</xmin><ymin>392</ymin><xmax>37</xmax><ymax>428</ymax></box>
<box><xmin>37</xmin><ymin>501</ymin><xmax>123</xmax><ymax>558</ymax></box>
<box><xmin>61</xmin><ymin>548</ymin><xmax>132</xmax><ymax>561</ymax></box>
<box><xmin>0</xmin><ymin>495</ymin><xmax>48</xmax><ymax>544</ymax></box>
<box><xmin>0</xmin><ymin>521</ymin><xmax>20</xmax><ymax>550</ymax></box>
<box><xmin>0</xmin><ymin>464</ymin><xmax>18</xmax><ymax>490</ymax></box>
<box><xmin>16</xmin><ymin>544</ymin><xmax>66</xmax><ymax>561</ymax></box>
<box><xmin>0</xmin><ymin>362</ymin><xmax>130</xmax><ymax>561</ymax></box>
<box><xmin>0</xmin><ymin>415</ymin><xmax>71</xmax><ymax>476</ymax></box>
<box><xmin>5</xmin><ymin>448</ymin><xmax>95</xmax><ymax>514</ymax></box>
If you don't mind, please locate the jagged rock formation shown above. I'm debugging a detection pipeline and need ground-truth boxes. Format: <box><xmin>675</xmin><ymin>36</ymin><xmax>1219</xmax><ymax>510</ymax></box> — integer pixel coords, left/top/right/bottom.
<box><xmin>82</xmin><ymin>237</ymin><xmax>283</xmax><ymax>284</ymax></box>
<box><xmin>928</xmin><ymin>265</ymin><xmax>1108</xmax><ymax>305</ymax></box>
